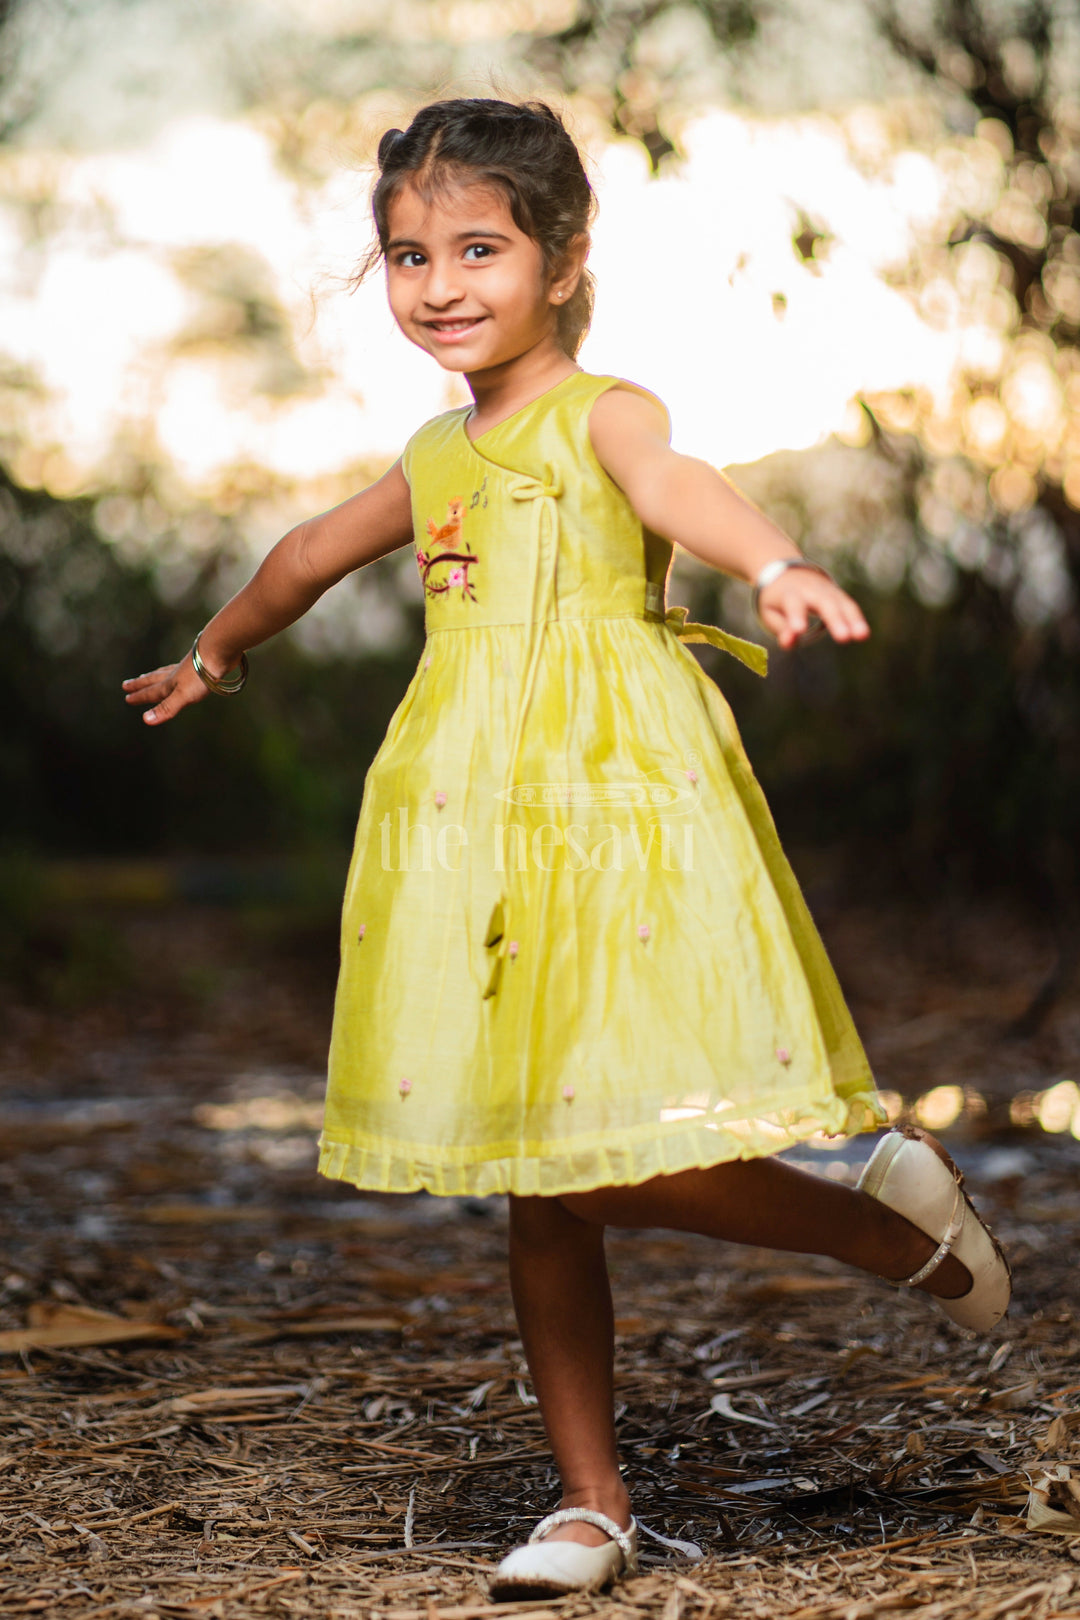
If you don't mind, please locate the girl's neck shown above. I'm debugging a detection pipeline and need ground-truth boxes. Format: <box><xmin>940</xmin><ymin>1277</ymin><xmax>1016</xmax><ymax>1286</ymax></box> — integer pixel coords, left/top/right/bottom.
<box><xmin>464</xmin><ymin>341</ymin><xmax>580</xmax><ymax>440</ymax></box>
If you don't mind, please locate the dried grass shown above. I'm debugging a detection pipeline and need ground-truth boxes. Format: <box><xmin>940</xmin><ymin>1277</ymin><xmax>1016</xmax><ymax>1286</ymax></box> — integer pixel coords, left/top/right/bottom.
<box><xmin>2</xmin><ymin>894</ymin><xmax>1079</xmax><ymax>1617</ymax></box>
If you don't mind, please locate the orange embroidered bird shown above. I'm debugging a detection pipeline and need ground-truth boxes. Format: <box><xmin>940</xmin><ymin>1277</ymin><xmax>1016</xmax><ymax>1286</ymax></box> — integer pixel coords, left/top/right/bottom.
<box><xmin>426</xmin><ymin>498</ymin><xmax>466</xmax><ymax>550</ymax></box>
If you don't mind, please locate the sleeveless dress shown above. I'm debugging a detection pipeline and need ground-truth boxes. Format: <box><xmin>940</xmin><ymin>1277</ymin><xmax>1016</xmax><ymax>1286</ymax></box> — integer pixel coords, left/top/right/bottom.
<box><xmin>318</xmin><ymin>371</ymin><xmax>885</xmax><ymax>1198</ymax></box>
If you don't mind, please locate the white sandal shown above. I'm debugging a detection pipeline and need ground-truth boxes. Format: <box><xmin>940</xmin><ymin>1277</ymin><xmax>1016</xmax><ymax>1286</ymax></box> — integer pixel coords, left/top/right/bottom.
<box><xmin>488</xmin><ymin>1507</ymin><xmax>639</xmax><ymax>1600</ymax></box>
<box><xmin>856</xmin><ymin>1126</ymin><xmax>1011</xmax><ymax>1333</ymax></box>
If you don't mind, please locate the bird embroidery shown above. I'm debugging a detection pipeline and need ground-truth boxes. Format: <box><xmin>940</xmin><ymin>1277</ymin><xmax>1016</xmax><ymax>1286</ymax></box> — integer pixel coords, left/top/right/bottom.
<box><xmin>416</xmin><ymin>496</ymin><xmax>479</xmax><ymax>601</ymax></box>
<box><xmin>426</xmin><ymin>497</ymin><xmax>465</xmax><ymax>549</ymax></box>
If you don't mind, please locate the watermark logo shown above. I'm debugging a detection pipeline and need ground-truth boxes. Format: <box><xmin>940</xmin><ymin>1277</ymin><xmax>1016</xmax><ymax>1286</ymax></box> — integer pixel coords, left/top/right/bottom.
<box><xmin>377</xmin><ymin>757</ymin><xmax>701</xmax><ymax>873</ymax></box>
<box><xmin>496</xmin><ymin>760</ymin><xmax>700</xmax><ymax>814</ymax></box>
<box><xmin>378</xmin><ymin>811</ymin><xmax>694</xmax><ymax>872</ymax></box>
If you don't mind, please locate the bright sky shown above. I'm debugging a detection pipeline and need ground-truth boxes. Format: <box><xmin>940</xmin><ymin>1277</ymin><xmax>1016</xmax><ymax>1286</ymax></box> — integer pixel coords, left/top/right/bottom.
<box><xmin>0</xmin><ymin>98</ymin><xmax>972</xmax><ymax>505</ymax></box>
<box><xmin>2</xmin><ymin>0</ymin><xmax>1076</xmax><ymax>648</ymax></box>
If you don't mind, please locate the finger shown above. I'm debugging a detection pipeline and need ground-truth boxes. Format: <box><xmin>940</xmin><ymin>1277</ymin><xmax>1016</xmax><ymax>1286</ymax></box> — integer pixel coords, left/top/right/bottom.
<box><xmin>798</xmin><ymin>584</ymin><xmax>864</xmax><ymax>644</ymax></box>
<box><xmin>125</xmin><ymin>678</ymin><xmax>174</xmax><ymax>706</ymax></box>
<box><xmin>143</xmin><ymin>691</ymin><xmax>179</xmax><ymax>725</ymax></box>
<box><xmin>767</xmin><ymin>607</ymin><xmax>802</xmax><ymax>651</ymax></box>
<box><xmin>763</xmin><ymin>578</ymin><xmax>870</xmax><ymax>648</ymax></box>
<box><xmin>768</xmin><ymin>591</ymin><xmax>838</xmax><ymax>648</ymax></box>
<box><xmin>843</xmin><ymin>598</ymin><xmax>871</xmax><ymax>638</ymax></box>
<box><xmin>144</xmin><ymin>664</ymin><xmax>209</xmax><ymax>724</ymax></box>
<box><xmin>819</xmin><ymin>601</ymin><xmax>855</xmax><ymax>642</ymax></box>
<box><xmin>797</xmin><ymin>613</ymin><xmax>827</xmax><ymax>646</ymax></box>
<box><xmin>778</xmin><ymin>596</ymin><xmax>809</xmax><ymax>636</ymax></box>
<box><xmin>122</xmin><ymin>665</ymin><xmax>177</xmax><ymax>691</ymax></box>
<box><xmin>833</xmin><ymin>598</ymin><xmax>869</xmax><ymax>641</ymax></box>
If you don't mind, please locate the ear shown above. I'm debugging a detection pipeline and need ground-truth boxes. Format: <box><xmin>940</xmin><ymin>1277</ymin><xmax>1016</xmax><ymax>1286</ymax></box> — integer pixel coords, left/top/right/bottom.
<box><xmin>548</xmin><ymin>232</ymin><xmax>590</xmax><ymax>307</ymax></box>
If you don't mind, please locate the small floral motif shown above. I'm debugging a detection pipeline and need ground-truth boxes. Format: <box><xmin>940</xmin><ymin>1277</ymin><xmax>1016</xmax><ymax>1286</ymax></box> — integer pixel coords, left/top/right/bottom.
<box><xmin>685</xmin><ymin>768</ymin><xmax>698</xmax><ymax>782</ymax></box>
<box><xmin>424</xmin><ymin>656</ymin><xmax>432</xmax><ymax>668</ymax></box>
<box><xmin>434</xmin><ymin>790</ymin><xmax>447</xmax><ymax>809</ymax></box>
<box><xmin>637</xmin><ymin>923</ymin><xmax>651</xmax><ymax>941</ymax></box>
<box><xmin>508</xmin><ymin>940</ymin><xmax>519</xmax><ymax>958</ymax></box>
<box><xmin>776</xmin><ymin>1047</ymin><xmax>791</xmax><ymax>1065</ymax></box>
<box><xmin>562</xmin><ymin>1084</ymin><xmax>575</xmax><ymax>1102</ymax></box>
<box><xmin>399</xmin><ymin>1077</ymin><xmax>412</xmax><ymax>1096</ymax></box>
<box><xmin>357</xmin><ymin>923</ymin><xmax>366</xmax><ymax>942</ymax></box>
<box><xmin>447</xmin><ymin>566</ymin><xmax>465</xmax><ymax>587</ymax></box>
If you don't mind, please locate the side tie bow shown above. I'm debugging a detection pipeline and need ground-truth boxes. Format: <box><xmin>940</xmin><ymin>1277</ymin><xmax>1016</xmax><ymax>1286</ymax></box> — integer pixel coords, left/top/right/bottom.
<box><xmin>662</xmin><ymin>602</ymin><xmax>768</xmax><ymax>677</ymax></box>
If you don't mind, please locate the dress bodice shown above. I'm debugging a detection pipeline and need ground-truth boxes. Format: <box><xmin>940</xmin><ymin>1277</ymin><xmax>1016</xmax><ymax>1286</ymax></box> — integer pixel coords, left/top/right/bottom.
<box><xmin>401</xmin><ymin>370</ymin><xmax>767</xmax><ymax>1002</ymax></box>
<box><xmin>401</xmin><ymin>371</ymin><xmax>675</xmax><ymax>632</ymax></box>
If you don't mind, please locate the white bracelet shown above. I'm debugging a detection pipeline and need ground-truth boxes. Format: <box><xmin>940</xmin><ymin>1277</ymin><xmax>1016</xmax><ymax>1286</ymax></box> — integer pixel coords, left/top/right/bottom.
<box><xmin>751</xmin><ymin>557</ymin><xmax>832</xmax><ymax>633</ymax></box>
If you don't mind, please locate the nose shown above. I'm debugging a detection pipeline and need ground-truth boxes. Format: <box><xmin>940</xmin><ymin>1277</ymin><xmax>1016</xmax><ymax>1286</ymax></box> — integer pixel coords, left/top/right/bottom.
<box><xmin>422</xmin><ymin>255</ymin><xmax>465</xmax><ymax>310</ymax></box>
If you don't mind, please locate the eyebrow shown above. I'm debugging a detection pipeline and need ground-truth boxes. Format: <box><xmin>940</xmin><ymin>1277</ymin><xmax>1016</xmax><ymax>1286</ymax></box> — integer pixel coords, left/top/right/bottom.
<box><xmin>385</xmin><ymin>229</ymin><xmax>513</xmax><ymax>251</ymax></box>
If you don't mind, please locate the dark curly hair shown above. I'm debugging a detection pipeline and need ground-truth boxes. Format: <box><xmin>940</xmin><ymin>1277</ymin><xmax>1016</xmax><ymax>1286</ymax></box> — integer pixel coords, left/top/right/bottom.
<box><xmin>355</xmin><ymin>98</ymin><xmax>597</xmax><ymax>359</ymax></box>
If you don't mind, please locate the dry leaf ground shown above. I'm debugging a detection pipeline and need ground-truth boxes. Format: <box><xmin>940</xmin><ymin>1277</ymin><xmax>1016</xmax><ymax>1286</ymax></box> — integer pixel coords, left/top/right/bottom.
<box><xmin>2</xmin><ymin>887</ymin><xmax>1080</xmax><ymax>1619</ymax></box>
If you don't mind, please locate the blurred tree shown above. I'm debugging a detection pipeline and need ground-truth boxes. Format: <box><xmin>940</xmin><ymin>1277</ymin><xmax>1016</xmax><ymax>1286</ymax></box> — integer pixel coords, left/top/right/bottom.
<box><xmin>861</xmin><ymin>0</ymin><xmax>1079</xmax><ymax>987</ymax></box>
<box><xmin>0</xmin><ymin>0</ymin><xmax>79</xmax><ymax>141</ymax></box>
<box><xmin>868</xmin><ymin>0</ymin><xmax>1078</xmax><ymax>613</ymax></box>
<box><xmin>0</xmin><ymin>466</ymin><xmax>423</xmax><ymax>858</ymax></box>
<box><xmin>1</xmin><ymin>0</ymin><xmax>1078</xmax><ymax>999</ymax></box>
<box><xmin>674</xmin><ymin>0</ymin><xmax>1080</xmax><ymax>1030</ymax></box>
<box><xmin>526</xmin><ymin>0</ymin><xmax>763</xmax><ymax>169</ymax></box>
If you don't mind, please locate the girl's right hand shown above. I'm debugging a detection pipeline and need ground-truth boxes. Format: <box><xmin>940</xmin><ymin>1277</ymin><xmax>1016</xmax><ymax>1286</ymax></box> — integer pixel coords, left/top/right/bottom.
<box><xmin>122</xmin><ymin>651</ymin><xmax>210</xmax><ymax>726</ymax></box>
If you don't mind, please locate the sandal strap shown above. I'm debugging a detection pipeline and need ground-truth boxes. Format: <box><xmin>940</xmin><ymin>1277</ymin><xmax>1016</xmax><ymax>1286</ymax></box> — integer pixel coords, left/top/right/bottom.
<box><xmin>891</xmin><ymin>1181</ymin><xmax>966</xmax><ymax>1288</ymax></box>
<box><xmin>528</xmin><ymin>1508</ymin><xmax>635</xmax><ymax>1563</ymax></box>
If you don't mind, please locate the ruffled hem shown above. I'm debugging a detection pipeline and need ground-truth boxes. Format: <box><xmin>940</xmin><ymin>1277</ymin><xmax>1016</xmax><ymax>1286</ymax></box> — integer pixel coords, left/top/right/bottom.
<box><xmin>317</xmin><ymin>1086</ymin><xmax>887</xmax><ymax>1199</ymax></box>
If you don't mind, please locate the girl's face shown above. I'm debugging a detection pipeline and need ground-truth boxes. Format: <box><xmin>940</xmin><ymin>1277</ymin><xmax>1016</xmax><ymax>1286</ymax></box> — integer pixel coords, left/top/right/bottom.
<box><xmin>383</xmin><ymin>178</ymin><xmax>577</xmax><ymax>374</ymax></box>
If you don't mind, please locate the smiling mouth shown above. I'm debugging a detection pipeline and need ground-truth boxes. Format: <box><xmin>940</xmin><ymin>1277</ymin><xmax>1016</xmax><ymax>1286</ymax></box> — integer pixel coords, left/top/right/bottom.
<box><xmin>423</xmin><ymin>316</ymin><xmax>486</xmax><ymax>339</ymax></box>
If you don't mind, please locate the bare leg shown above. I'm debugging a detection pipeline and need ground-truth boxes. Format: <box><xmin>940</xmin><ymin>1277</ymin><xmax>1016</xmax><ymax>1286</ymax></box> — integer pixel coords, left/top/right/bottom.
<box><xmin>507</xmin><ymin>1194</ymin><xmax>632</xmax><ymax>1549</ymax></box>
<box><xmin>507</xmin><ymin>1134</ymin><xmax>971</xmax><ymax>1552</ymax></box>
<box><xmin>560</xmin><ymin>1146</ymin><xmax>972</xmax><ymax>1297</ymax></box>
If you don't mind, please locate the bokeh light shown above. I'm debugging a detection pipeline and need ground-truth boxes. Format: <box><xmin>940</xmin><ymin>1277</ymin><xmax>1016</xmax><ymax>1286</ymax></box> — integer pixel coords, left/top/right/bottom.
<box><xmin>0</xmin><ymin>98</ymin><xmax>1038</xmax><ymax>527</ymax></box>
<box><xmin>914</xmin><ymin>1084</ymin><xmax>965</xmax><ymax>1131</ymax></box>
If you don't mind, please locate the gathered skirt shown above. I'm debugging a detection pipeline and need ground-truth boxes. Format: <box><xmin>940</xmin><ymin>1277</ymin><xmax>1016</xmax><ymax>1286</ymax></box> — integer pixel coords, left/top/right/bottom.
<box><xmin>318</xmin><ymin>613</ymin><xmax>884</xmax><ymax>1197</ymax></box>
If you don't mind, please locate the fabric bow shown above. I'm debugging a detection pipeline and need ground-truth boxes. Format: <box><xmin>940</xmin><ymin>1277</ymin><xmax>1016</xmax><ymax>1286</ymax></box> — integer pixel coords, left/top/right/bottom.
<box><xmin>662</xmin><ymin>603</ymin><xmax>768</xmax><ymax>677</ymax></box>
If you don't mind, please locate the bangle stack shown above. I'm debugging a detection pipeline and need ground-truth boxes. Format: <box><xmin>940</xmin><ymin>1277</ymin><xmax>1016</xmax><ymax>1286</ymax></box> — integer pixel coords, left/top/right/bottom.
<box><xmin>191</xmin><ymin>631</ymin><xmax>249</xmax><ymax>695</ymax></box>
<box><xmin>751</xmin><ymin>557</ymin><xmax>832</xmax><ymax>642</ymax></box>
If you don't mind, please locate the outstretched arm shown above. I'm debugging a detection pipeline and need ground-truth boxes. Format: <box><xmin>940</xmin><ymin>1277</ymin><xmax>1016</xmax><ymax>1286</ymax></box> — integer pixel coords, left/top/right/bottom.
<box><xmin>122</xmin><ymin>457</ymin><xmax>415</xmax><ymax>725</ymax></box>
<box><xmin>588</xmin><ymin>388</ymin><xmax>869</xmax><ymax>651</ymax></box>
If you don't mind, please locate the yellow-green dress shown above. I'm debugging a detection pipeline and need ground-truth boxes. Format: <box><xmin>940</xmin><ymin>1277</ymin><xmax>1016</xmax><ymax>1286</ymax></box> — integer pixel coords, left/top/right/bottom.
<box><xmin>318</xmin><ymin>370</ymin><xmax>884</xmax><ymax>1197</ymax></box>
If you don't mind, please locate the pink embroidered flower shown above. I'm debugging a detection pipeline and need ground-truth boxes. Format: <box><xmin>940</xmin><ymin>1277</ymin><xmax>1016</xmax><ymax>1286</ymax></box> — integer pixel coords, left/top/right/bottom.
<box><xmin>399</xmin><ymin>1077</ymin><xmax>412</xmax><ymax>1096</ymax></box>
<box><xmin>434</xmin><ymin>790</ymin><xmax>447</xmax><ymax>808</ymax></box>
<box><xmin>424</xmin><ymin>656</ymin><xmax>432</xmax><ymax>668</ymax></box>
<box><xmin>776</xmin><ymin>1047</ymin><xmax>791</xmax><ymax>1065</ymax></box>
<box><xmin>637</xmin><ymin>923</ymin><xmax>651</xmax><ymax>941</ymax></box>
<box><xmin>685</xmin><ymin>768</ymin><xmax>697</xmax><ymax>782</ymax></box>
<box><xmin>357</xmin><ymin>923</ymin><xmax>366</xmax><ymax>942</ymax></box>
<box><xmin>508</xmin><ymin>940</ymin><xmax>519</xmax><ymax>958</ymax></box>
<box><xmin>562</xmin><ymin>1085</ymin><xmax>575</xmax><ymax>1102</ymax></box>
<box><xmin>447</xmin><ymin>566</ymin><xmax>465</xmax><ymax>587</ymax></box>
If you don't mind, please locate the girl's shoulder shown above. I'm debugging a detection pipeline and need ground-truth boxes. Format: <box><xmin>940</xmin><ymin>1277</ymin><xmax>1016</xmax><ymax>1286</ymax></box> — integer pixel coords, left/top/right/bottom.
<box><xmin>400</xmin><ymin>404</ymin><xmax>471</xmax><ymax>485</ymax></box>
<box><xmin>580</xmin><ymin>373</ymin><xmax>671</xmax><ymax>440</ymax></box>
<box><xmin>527</xmin><ymin>370</ymin><xmax>671</xmax><ymax>453</ymax></box>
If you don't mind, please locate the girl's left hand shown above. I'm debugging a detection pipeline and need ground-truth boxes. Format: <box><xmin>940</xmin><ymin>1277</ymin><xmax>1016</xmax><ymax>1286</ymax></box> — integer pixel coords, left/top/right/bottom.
<box><xmin>756</xmin><ymin>570</ymin><xmax>870</xmax><ymax>651</ymax></box>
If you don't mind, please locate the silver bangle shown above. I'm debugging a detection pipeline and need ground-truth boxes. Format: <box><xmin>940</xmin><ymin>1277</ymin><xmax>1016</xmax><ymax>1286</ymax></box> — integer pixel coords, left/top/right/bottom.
<box><xmin>191</xmin><ymin>631</ymin><xmax>249</xmax><ymax>695</ymax></box>
<box><xmin>751</xmin><ymin>557</ymin><xmax>832</xmax><ymax>639</ymax></box>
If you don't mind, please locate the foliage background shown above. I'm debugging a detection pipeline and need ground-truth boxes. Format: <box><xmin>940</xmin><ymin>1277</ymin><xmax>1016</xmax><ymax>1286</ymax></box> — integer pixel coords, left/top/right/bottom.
<box><xmin>1</xmin><ymin>0</ymin><xmax>1079</xmax><ymax>956</ymax></box>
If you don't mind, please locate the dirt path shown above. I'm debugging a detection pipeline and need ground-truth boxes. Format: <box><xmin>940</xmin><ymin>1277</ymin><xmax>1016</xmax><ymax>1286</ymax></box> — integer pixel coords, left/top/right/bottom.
<box><xmin>2</xmin><ymin>893</ymin><xmax>1079</xmax><ymax>1617</ymax></box>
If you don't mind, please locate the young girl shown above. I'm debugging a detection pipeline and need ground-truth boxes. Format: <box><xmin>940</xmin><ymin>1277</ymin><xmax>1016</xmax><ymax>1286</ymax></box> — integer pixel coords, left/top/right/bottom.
<box><xmin>123</xmin><ymin>98</ymin><xmax>1010</xmax><ymax>1600</ymax></box>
